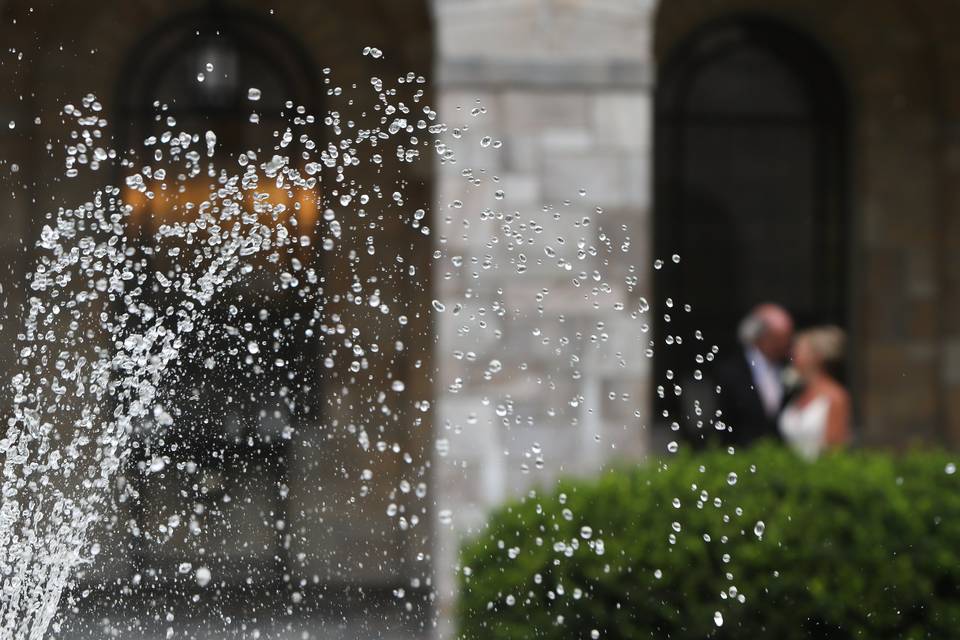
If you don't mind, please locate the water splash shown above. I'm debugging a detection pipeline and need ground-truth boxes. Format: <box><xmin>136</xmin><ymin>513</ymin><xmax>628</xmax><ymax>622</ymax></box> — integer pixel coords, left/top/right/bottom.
<box><xmin>0</xmin><ymin>64</ymin><xmax>438</xmax><ymax>638</ymax></box>
<box><xmin>0</xmin><ymin>49</ymin><xmax>766</xmax><ymax>637</ymax></box>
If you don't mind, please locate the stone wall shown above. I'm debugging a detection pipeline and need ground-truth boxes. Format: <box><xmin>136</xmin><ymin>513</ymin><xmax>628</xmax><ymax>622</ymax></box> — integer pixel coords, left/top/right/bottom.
<box><xmin>430</xmin><ymin>0</ymin><xmax>658</xmax><ymax>634</ymax></box>
<box><xmin>429</xmin><ymin>0</ymin><xmax>960</xmax><ymax>633</ymax></box>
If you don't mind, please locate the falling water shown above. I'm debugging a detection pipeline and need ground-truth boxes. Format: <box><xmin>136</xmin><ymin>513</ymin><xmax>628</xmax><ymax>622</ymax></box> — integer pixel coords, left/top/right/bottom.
<box><xmin>0</xmin><ymin>59</ymin><xmax>439</xmax><ymax>638</ymax></box>
<box><xmin>0</xmin><ymin>50</ymin><xmax>750</xmax><ymax>639</ymax></box>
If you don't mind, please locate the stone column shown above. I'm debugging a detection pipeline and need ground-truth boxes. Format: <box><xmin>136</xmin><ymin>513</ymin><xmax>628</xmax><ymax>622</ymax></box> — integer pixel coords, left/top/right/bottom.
<box><xmin>429</xmin><ymin>0</ymin><xmax>659</xmax><ymax>636</ymax></box>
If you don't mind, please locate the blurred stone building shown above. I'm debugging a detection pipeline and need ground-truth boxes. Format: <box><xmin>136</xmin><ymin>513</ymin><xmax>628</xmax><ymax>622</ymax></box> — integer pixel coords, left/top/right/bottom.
<box><xmin>434</xmin><ymin>0</ymin><xmax>960</xmax><ymax>631</ymax></box>
<box><xmin>0</xmin><ymin>0</ymin><xmax>959</xmax><ymax>638</ymax></box>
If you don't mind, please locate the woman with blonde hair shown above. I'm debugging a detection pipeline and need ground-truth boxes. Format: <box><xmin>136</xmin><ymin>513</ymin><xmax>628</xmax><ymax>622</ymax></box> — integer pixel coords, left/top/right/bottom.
<box><xmin>778</xmin><ymin>326</ymin><xmax>851</xmax><ymax>459</ymax></box>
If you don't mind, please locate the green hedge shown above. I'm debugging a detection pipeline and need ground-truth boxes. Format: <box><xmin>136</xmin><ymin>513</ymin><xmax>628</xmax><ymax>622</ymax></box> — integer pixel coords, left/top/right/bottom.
<box><xmin>458</xmin><ymin>443</ymin><xmax>960</xmax><ymax>639</ymax></box>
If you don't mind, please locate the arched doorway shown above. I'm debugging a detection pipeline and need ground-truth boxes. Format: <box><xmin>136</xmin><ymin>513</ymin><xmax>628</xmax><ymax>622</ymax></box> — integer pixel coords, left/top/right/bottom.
<box><xmin>115</xmin><ymin>8</ymin><xmax>322</xmax><ymax>589</ymax></box>
<box><xmin>96</xmin><ymin>2</ymin><xmax>435</xmax><ymax>620</ymax></box>
<box><xmin>0</xmin><ymin>0</ymin><xmax>435</xmax><ymax>634</ymax></box>
<box><xmin>653</xmin><ymin>17</ymin><xmax>848</xmax><ymax>439</ymax></box>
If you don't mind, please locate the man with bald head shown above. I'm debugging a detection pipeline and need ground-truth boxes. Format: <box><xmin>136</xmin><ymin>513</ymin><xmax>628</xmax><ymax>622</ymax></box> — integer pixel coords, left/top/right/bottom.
<box><xmin>711</xmin><ymin>303</ymin><xmax>795</xmax><ymax>446</ymax></box>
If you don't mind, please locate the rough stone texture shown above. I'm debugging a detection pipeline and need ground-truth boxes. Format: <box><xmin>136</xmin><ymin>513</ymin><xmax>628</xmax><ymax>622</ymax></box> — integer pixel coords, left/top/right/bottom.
<box><xmin>430</xmin><ymin>1</ymin><xmax>656</xmax><ymax>634</ymax></box>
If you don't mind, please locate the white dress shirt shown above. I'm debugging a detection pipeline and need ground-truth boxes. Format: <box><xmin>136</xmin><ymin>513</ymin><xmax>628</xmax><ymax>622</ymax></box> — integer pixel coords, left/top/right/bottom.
<box><xmin>746</xmin><ymin>346</ymin><xmax>783</xmax><ymax>417</ymax></box>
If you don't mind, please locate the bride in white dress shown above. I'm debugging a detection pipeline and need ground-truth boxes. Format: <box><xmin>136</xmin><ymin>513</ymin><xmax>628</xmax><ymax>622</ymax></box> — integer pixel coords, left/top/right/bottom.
<box><xmin>779</xmin><ymin>327</ymin><xmax>851</xmax><ymax>459</ymax></box>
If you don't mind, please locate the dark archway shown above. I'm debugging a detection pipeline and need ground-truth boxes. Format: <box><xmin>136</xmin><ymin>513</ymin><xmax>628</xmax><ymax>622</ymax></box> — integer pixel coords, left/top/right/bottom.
<box><xmin>653</xmin><ymin>16</ymin><xmax>848</xmax><ymax>438</ymax></box>
<box><xmin>0</xmin><ymin>0</ymin><xmax>435</xmax><ymax>633</ymax></box>
<box><xmin>114</xmin><ymin>7</ymin><xmax>324</xmax><ymax>590</ymax></box>
<box><xmin>116</xmin><ymin>6</ymin><xmax>318</xmax><ymax>153</ymax></box>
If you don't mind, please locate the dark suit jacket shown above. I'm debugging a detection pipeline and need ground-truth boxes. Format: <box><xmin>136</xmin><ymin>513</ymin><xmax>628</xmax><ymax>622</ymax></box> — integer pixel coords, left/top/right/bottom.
<box><xmin>712</xmin><ymin>349</ymin><xmax>786</xmax><ymax>446</ymax></box>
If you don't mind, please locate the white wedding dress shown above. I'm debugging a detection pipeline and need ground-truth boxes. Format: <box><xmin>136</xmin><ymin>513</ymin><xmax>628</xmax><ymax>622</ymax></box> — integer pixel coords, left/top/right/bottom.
<box><xmin>779</xmin><ymin>396</ymin><xmax>830</xmax><ymax>460</ymax></box>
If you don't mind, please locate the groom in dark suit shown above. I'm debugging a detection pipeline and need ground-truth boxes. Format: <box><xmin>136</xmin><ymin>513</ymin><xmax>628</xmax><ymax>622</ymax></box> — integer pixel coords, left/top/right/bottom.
<box><xmin>712</xmin><ymin>303</ymin><xmax>794</xmax><ymax>446</ymax></box>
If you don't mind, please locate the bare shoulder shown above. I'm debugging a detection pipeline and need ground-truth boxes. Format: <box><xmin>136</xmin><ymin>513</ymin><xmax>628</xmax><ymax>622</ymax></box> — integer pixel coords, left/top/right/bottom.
<box><xmin>823</xmin><ymin>379</ymin><xmax>850</xmax><ymax>409</ymax></box>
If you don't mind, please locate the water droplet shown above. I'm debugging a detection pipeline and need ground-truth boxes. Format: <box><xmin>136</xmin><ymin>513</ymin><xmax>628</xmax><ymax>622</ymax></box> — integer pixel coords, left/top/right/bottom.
<box><xmin>754</xmin><ymin>520</ymin><xmax>765</xmax><ymax>539</ymax></box>
<box><xmin>204</xmin><ymin>130</ymin><xmax>216</xmax><ymax>156</ymax></box>
<box><xmin>714</xmin><ymin>611</ymin><xmax>724</xmax><ymax>627</ymax></box>
<box><xmin>247</xmin><ymin>87</ymin><xmax>262</xmax><ymax>101</ymax></box>
<box><xmin>195</xmin><ymin>566</ymin><xmax>212</xmax><ymax>587</ymax></box>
